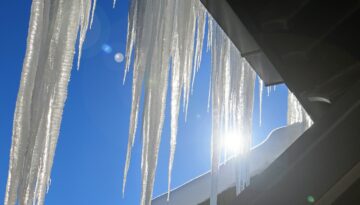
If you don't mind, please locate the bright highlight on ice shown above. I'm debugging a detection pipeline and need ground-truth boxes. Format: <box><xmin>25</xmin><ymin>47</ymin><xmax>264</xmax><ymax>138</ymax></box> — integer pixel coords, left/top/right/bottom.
<box><xmin>223</xmin><ymin>131</ymin><xmax>243</xmax><ymax>156</ymax></box>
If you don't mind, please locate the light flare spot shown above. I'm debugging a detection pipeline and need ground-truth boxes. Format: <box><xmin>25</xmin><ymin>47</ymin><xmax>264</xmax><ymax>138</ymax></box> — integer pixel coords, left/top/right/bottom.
<box><xmin>223</xmin><ymin>130</ymin><xmax>244</xmax><ymax>156</ymax></box>
<box><xmin>101</xmin><ymin>44</ymin><xmax>112</xmax><ymax>53</ymax></box>
<box><xmin>114</xmin><ymin>52</ymin><xmax>124</xmax><ymax>63</ymax></box>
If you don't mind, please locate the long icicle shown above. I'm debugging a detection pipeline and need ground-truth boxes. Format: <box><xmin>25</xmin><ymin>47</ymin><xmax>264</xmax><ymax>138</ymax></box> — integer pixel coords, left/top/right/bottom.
<box><xmin>123</xmin><ymin>1</ymin><xmax>312</xmax><ymax>205</ymax></box>
<box><xmin>89</xmin><ymin>0</ymin><xmax>97</xmax><ymax>29</ymax></box>
<box><xmin>122</xmin><ymin>0</ymin><xmax>146</xmax><ymax>195</ymax></box>
<box><xmin>191</xmin><ymin>2</ymin><xmax>207</xmax><ymax>94</ymax></box>
<box><xmin>4</xmin><ymin>1</ymin><xmax>94</xmax><ymax>204</ymax></box>
<box><xmin>208</xmin><ymin>20</ymin><xmax>256</xmax><ymax>204</ymax></box>
<box><xmin>259</xmin><ymin>77</ymin><xmax>264</xmax><ymax>126</ymax></box>
<box><xmin>122</xmin><ymin>1</ymin><xmax>257</xmax><ymax>204</ymax></box>
<box><xmin>122</xmin><ymin>0</ymin><xmax>206</xmax><ymax>204</ymax></box>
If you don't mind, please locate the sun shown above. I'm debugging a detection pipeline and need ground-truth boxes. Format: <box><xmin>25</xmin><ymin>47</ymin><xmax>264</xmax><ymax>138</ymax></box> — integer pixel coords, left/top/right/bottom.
<box><xmin>223</xmin><ymin>130</ymin><xmax>243</xmax><ymax>156</ymax></box>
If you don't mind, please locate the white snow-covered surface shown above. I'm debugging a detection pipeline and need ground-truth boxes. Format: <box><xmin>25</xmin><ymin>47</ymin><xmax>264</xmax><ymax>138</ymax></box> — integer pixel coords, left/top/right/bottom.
<box><xmin>152</xmin><ymin>123</ymin><xmax>305</xmax><ymax>205</ymax></box>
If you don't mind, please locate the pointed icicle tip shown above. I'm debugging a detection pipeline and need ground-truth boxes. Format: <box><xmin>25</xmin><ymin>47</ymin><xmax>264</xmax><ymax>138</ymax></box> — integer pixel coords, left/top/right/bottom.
<box><xmin>89</xmin><ymin>0</ymin><xmax>97</xmax><ymax>29</ymax></box>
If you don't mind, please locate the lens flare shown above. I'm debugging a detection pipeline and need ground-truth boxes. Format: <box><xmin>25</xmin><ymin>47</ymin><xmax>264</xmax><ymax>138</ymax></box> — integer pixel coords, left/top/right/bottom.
<box><xmin>114</xmin><ymin>52</ymin><xmax>124</xmax><ymax>63</ymax></box>
<box><xmin>101</xmin><ymin>44</ymin><xmax>112</xmax><ymax>53</ymax></box>
<box><xmin>223</xmin><ymin>131</ymin><xmax>243</xmax><ymax>156</ymax></box>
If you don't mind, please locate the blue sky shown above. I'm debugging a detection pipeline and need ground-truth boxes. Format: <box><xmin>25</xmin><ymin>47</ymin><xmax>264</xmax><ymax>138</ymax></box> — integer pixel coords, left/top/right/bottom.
<box><xmin>0</xmin><ymin>1</ymin><xmax>288</xmax><ymax>204</ymax></box>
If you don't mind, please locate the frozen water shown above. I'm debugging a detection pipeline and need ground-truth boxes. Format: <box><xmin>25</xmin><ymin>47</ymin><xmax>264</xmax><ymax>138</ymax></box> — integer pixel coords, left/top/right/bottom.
<box><xmin>287</xmin><ymin>91</ymin><xmax>313</xmax><ymax>130</ymax></box>
<box><xmin>122</xmin><ymin>1</ymin><xmax>263</xmax><ymax>204</ymax></box>
<box><xmin>5</xmin><ymin>1</ymin><xmax>313</xmax><ymax>205</ymax></box>
<box><xmin>258</xmin><ymin>77</ymin><xmax>264</xmax><ymax>126</ymax></box>
<box><xmin>4</xmin><ymin>1</ymin><xmax>95</xmax><ymax>205</ymax></box>
<box><xmin>121</xmin><ymin>0</ymin><xmax>207</xmax><ymax>203</ymax></box>
<box><xmin>122</xmin><ymin>1</ymin><xmax>258</xmax><ymax>201</ymax></box>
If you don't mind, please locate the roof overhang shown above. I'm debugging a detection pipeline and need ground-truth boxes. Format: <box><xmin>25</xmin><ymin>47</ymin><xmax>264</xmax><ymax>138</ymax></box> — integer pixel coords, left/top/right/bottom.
<box><xmin>201</xmin><ymin>0</ymin><xmax>360</xmax><ymax>122</ymax></box>
<box><xmin>199</xmin><ymin>0</ymin><xmax>360</xmax><ymax>204</ymax></box>
<box><xmin>201</xmin><ymin>0</ymin><xmax>283</xmax><ymax>86</ymax></box>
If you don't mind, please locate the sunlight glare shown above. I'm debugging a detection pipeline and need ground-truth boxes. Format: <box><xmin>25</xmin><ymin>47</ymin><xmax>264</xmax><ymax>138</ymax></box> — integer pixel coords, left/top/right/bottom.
<box><xmin>223</xmin><ymin>130</ymin><xmax>243</xmax><ymax>156</ymax></box>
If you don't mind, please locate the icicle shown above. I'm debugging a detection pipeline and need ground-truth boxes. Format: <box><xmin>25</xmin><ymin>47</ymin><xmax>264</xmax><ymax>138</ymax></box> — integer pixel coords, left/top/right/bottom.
<box><xmin>207</xmin><ymin>15</ymin><xmax>213</xmax><ymax>52</ymax></box>
<box><xmin>123</xmin><ymin>0</ymin><xmax>139</xmax><ymax>83</ymax></box>
<box><xmin>77</xmin><ymin>0</ymin><xmax>92</xmax><ymax>69</ymax></box>
<box><xmin>113</xmin><ymin>0</ymin><xmax>117</xmax><ymax>8</ymax></box>
<box><xmin>258</xmin><ymin>77</ymin><xmax>263</xmax><ymax>126</ymax></box>
<box><xmin>207</xmin><ymin>74</ymin><xmax>212</xmax><ymax>112</ymax></box>
<box><xmin>191</xmin><ymin>2</ymin><xmax>207</xmax><ymax>94</ymax></box>
<box><xmin>209</xmin><ymin>24</ymin><xmax>228</xmax><ymax>205</ymax></box>
<box><xmin>287</xmin><ymin>91</ymin><xmax>313</xmax><ymax>130</ymax></box>
<box><xmin>122</xmin><ymin>0</ymin><xmax>207</xmax><ymax>203</ymax></box>
<box><xmin>206</xmin><ymin>15</ymin><xmax>213</xmax><ymax>113</ymax></box>
<box><xmin>208</xmin><ymin>19</ymin><xmax>256</xmax><ymax>204</ymax></box>
<box><xmin>123</xmin><ymin>1</ymin><xmax>256</xmax><ymax>204</ymax></box>
<box><xmin>4</xmin><ymin>1</ymin><xmax>94</xmax><ymax>205</ymax></box>
<box><xmin>179</xmin><ymin>0</ymin><xmax>197</xmax><ymax>121</ymax></box>
<box><xmin>123</xmin><ymin>0</ymin><xmax>149</xmax><ymax>196</ymax></box>
<box><xmin>90</xmin><ymin>0</ymin><xmax>97</xmax><ymax>29</ymax></box>
<box><xmin>119</xmin><ymin>1</ymin><xmax>312</xmax><ymax>204</ymax></box>
<box><xmin>234</xmin><ymin>59</ymin><xmax>256</xmax><ymax>195</ymax></box>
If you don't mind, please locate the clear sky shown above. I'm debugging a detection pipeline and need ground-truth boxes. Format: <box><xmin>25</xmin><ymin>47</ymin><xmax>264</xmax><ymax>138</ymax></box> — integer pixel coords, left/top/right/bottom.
<box><xmin>0</xmin><ymin>1</ymin><xmax>289</xmax><ymax>204</ymax></box>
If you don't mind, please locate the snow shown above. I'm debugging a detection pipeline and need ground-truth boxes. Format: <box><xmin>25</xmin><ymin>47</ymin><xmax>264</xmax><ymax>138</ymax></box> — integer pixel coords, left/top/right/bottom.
<box><xmin>152</xmin><ymin>123</ymin><xmax>306</xmax><ymax>205</ymax></box>
<box><xmin>4</xmin><ymin>1</ymin><xmax>95</xmax><ymax>205</ymax></box>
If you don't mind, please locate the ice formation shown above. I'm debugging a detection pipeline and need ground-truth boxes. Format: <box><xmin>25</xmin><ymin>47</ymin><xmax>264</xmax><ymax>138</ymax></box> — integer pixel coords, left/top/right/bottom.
<box><xmin>207</xmin><ymin>21</ymin><xmax>256</xmax><ymax>204</ymax></box>
<box><xmin>122</xmin><ymin>0</ymin><xmax>208</xmax><ymax>204</ymax></box>
<box><xmin>4</xmin><ymin>0</ymin><xmax>95</xmax><ymax>205</ymax></box>
<box><xmin>151</xmin><ymin>123</ymin><xmax>305</xmax><ymax>205</ymax></box>
<box><xmin>258</xmin><ymin>77</ymin><xmax>264</xmax><ymax>126</ymax></box>
<box><xmin>122</xmin><ymin>0</ymin><xmax>257</xmax><ymax>203</ymax></box>
<box><xmin>5</xmin><ymin>1</ymin><xmax>313</xmax><ymax>205</ymax></box>
<box><xmin>287</xmin><ymin>91</ymin><xmax>313</xmax><ymax>129</ymax></box>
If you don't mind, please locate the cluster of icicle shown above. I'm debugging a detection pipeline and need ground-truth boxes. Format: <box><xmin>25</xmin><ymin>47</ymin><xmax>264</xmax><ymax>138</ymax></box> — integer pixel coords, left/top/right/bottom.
<box><xmin>287</xmin><ymin>92</ymin><xmax>313</xmax><ymax>129</ymax></box>
<box><xmin>4</xmin><ymin>0</ymin><xmax>313</xmax><ymax>205</ymax></box>
<box><xmin>122</xmin><ymin>0</ymin><xmax>207</xmax><ymax>204</ymax></box>
<box><xmin>4</xmin><ymin>0</ymin><xmax>96</xmax><ymax>205</ymax></box>
<box><xmin>122</xmin><ymin>0</ymin><xmax>256</xmax><ymax>204</ymax></box>
<box><xmin>208</xmin><ymin>18</ymin><xmax>256</xmax><ymax>204</ymax></box>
